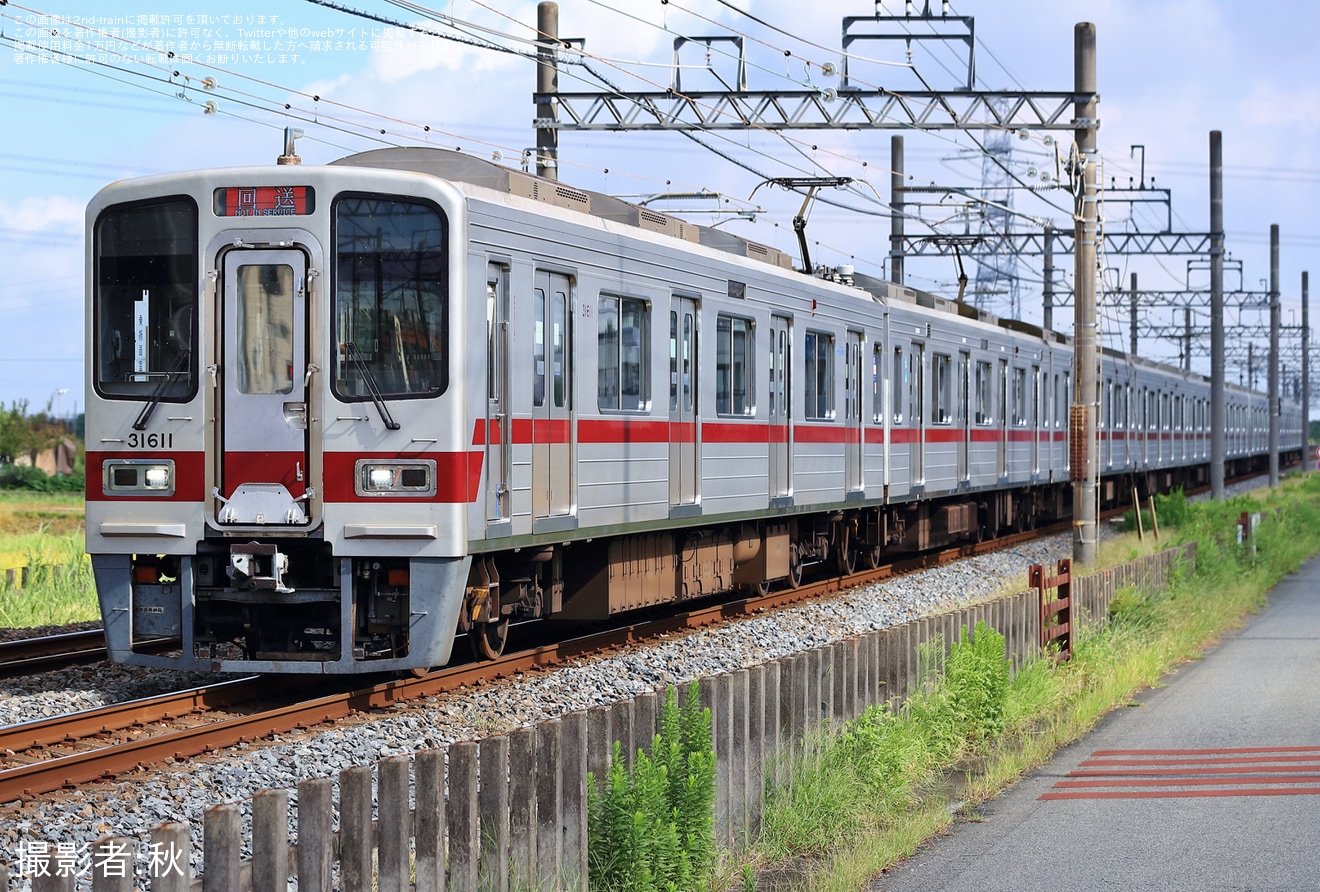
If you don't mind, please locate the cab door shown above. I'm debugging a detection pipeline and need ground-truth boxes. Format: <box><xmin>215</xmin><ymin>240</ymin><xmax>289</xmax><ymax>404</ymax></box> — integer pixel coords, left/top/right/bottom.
<box><xmin>844</xmin><ymin>331</ymin><xmax>864</xmax><ymax>494</ymax></box>
<box><xmin>217</xmin><ymin>248</ymin><xmax>312</xmax><ymax>526</ymax></box>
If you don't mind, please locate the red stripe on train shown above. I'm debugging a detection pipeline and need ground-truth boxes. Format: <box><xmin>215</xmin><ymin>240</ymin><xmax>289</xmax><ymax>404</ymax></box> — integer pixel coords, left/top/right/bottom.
<box><xmin>323</xmin><ymin>452</ymin><xmax>482</xmax><ymax>503</ymax></box>
<box><xmin>85</xmin><ymin>451</ymin><xmax>206</xmax><ymax>502</ymax></box>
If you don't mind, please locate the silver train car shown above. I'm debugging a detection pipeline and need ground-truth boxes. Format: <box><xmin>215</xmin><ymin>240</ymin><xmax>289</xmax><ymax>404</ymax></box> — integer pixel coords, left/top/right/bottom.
<box><xmin>84</xmin><ymin>147</ymin><xmax>1305</xmax><ymax>673</ymax></box>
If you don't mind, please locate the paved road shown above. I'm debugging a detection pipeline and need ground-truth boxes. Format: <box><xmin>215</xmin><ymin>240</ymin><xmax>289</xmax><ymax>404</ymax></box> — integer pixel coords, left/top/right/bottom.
<box><xmin>871</xmin><ymin>554</ymin><xmax>1320</xmax><ymax>892</ymax></box>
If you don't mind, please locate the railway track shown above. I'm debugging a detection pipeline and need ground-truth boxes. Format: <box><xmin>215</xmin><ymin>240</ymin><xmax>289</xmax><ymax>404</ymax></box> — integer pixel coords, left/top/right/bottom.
<box><xmin>0</xmin><ymin>522</ymin><xmax>1058</xmax><ymax>802</ymax></box>
<box><xmin>0</xmin><ymin>630</ymin><xmax>175</xmax><ymax>678</ymax></box>
<box><xmin>0</xmin><ymin>468</ymin><xmax>1284</xmax><ymax>802</ymax></box>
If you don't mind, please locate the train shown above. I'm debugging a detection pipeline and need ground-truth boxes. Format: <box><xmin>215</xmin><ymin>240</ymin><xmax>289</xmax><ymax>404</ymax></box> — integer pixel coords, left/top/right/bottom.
<box><xmin>84</xmin><ymin>145</ymin><xmax>1306</xmax><ymax>674</ymax></box>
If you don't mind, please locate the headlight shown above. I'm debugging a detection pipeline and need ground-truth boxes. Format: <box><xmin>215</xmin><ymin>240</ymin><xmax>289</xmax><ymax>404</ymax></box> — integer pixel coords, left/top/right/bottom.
<box><xmin>104</xmin><ymin>460</ymin><xmax>175</xmax><ymax>496</ymax></box>
<box><xmin>355</xmin><ymin>459</ymin><xmax>437</xmax><ymax>497</ymax></box>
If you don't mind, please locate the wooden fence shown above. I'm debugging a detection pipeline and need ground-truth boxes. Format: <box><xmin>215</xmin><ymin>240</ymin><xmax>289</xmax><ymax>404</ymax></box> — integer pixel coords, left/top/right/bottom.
<box><xmin>12</xmin><ymin>545</ymin><xmax>1195</xmax><ymax>892</ymax></box>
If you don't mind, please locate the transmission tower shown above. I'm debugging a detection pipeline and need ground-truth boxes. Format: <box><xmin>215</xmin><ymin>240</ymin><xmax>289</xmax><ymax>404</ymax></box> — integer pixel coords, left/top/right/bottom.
<box><xmin>968</xmin><ymin>117</ymin><xmax>1022</xmax><ymax>318</ymax></box>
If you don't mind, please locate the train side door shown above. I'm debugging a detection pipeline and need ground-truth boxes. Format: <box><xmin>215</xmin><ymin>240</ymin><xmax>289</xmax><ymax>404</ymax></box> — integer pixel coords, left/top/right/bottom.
<box><xmin>217</xmin><ymin>248</ymin><xmax>312</xmax><ymax>525</ymax></box>
<box><xmin>485</xmin><ymin>263</ymin><xmax>511</xmax><ymax>526</ymax></box>
<box><xmin>769</xmin><ymin>314</ymin><xmax>793</xmax><ymax>502</ymax></box>
<box><xmin>669</xmin><ymin>296</ymin><xmax>699</xmax><ymax>510</ymax></box>
<box><xmin>910</xmin><ymin>343</ymin><xmax>925</xmax><ymax>485</ymax></box>
<box><xmin>997</xmin><ymin>358</ymin><xmax>1009</xmax><ymax>479</ymax></box>
<box><xmin>533</xmin><ymin>270</ymin><xmax>574</xmax><ymax>521</ymax></box>
<box><xmin>1032</xmin><ymin>365</ymin><xmax>1042</xmax><ymax>475</ymax></box>
<box><xmin>844</xmin><ymin>331</ymin><xmax>864</xmax><ymax>494</ymax></box>
<box><xmin>958</xmin><ymin>351</ymin><xmax>971</xmax><ymax>482</ymax></box>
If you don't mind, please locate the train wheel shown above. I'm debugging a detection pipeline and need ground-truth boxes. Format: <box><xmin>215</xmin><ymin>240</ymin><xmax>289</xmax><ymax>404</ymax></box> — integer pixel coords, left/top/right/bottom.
<box><xmin>838</xmin><ymin>542</ymin><xmax>857</xmax><ymax>576</ymax></box>
<box><xmin>470</xmin><ymin>619</ymin><xmax>510</xmax><ymax>661</ymax></box>
<box><xmin>861</xmin><ymin>543</ymin><xmax>882</xmax><ymax>571</ymax></box>
<box><xmin>787</xmin><ymin>544</ymin><xmax>803</xmax><ymax>589</ymax></box>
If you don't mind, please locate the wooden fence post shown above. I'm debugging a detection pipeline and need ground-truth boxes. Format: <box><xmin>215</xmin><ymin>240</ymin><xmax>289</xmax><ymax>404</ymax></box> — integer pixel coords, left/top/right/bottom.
<box><xmin>448</xmin><ymin>741</ymin><xmax>480</xmax><ymax>892</ymax></box>
<box><xmin>251</xmin><ymin>789</ymin><xmax>289</xmax><ymax>892</ymax></box>
<box><xmin>534</xmin><ymin>719</ymin><xmax>564</xmax><ymax>891</ymax></box>
<box><xmin>297</xmin><ymin>778</ymin><xmax>333</xmax><ymax>892</ymax></box>
<box><xmin>508</xmin><ymin>728</ymin><xmax>537</xmax><ymax>892</ymax></box>
<box><xmin>339</xmin><ymin>765</ymin><xmax>373</xmax><ymax>892</ymax></box>
<box><xmin>415</xmin><ymin>748</ymin><xmax>447</xmax><ymax>892</ymax></box>
<box><xmin>479</xmin><ymin>735</ymin><xmax>510</xmax><ymax>892</ymax></box>
<box><xmin>203</xmin><ymin>803</ymin><xmax>241</xmax><ymax>892</ymax></box>
<box><xmin>145</xmin><ymin>821</ymin><xmax>192</xmax><ymax>892</ymax></box>
<box><xmin>378</xmin><ymin>755</ymin><xmax>411</xmax><ymax>892</ymax></box>
<box><xmin>90</xmin><ymin>837</ymin><xmax>133</xmax><ymax>892</ymax></box>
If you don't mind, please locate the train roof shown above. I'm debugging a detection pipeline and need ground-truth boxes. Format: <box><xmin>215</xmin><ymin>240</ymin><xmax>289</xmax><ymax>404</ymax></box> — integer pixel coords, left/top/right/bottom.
<box><xmin>330</xmin><ymin>148</ymin><xmax>1062</xmax><ymax>338</ymax></box>
<box><xmin>141</xmin><ymin>145</ymin><xmax>1268</xmax><ymax>403</ymax></box>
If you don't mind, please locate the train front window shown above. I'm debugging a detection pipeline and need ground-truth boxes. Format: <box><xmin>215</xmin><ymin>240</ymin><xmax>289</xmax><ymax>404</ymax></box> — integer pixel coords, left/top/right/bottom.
<box><xmin>93</xmin><ymin>198</ymin><xmax>198</xmax><ymax>401</ymax></box>
<box><xmin>333</xmin><ymin>195</ymin><xmax>447</xmax><ymax>400</ymax></box>
<box><xmin>236</xmin><ymin>264</ymin><xmax>295</xmax><ymax>395</ymax></box>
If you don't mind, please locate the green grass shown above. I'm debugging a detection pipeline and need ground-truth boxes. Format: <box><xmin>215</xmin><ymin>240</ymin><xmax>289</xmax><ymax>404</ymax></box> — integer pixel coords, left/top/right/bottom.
<box><xmin>0</xmin><ymin>491</ymin><xmax>98</xmax><ymax>627</ymax></box>
<box><xmin>744</xmin><ymin>472</ymin><xmax>1320</xmax><ymax>892</ymax></box>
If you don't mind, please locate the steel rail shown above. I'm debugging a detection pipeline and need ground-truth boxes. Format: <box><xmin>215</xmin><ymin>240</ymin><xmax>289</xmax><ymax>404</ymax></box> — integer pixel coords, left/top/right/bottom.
<box><xmin>0</xmin><ymin>631</ymin><xmax>176</xmax><ymax>678</ymax></box>
<box><xmin>0</xmin><ymin>676</ymin><xmax>269</xmax><ymax>754</ymax></box>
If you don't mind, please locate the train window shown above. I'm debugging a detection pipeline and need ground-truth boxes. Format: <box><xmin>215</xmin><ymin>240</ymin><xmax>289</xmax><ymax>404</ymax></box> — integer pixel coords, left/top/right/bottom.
<box><xmin>871</xmin><ymin>343</ymin><xmax>884</xmax><ymax>424</ymax></box>
<box><xmin>1011</xmin><ymin>368</ymin><xmax>1028</xmax><ymax>426</ymax></box>
<box><xmin>333</xmin><ymin>195</ymin><xmax>447</xmax><ymax>399</ymax></box>
<box><xmin>910</xmin><ymin>346</ymin><xmax>925</xmax><ymax>427</ymax></box>
<box><xmin>975</xmin><ymin>361</ymin><xmax>992</xmax><ymax>424</ymax></box>
<box><xmin>93</xmin><ymin>197</ymin><xmax>198</xmax><ymax>401</ymax></box>
<box><xmin>598</xmin><ymin>295</ymin><xmax>650</xmax><ymax>412</ymax></box>
<box><xmin>932</xmin><ymin>354</ymin><xmax>952</xmax><ymax>424</ymax></box>
<box><xmin>805</xmin><ymin>331</ymin><xmax>835</xmax><ymax>420</ymax></box>
<box><xmin>536</xmin><ymin>291</ymin><xmax>547</xmax><ymax>407</ymax></box>
<box><xmin>892</xmin><ymin>347</ymin><xmax>904</xmax><ymax>424</ymax></box>
<box><xmin>1032</xmin><ymin>366</ymin><xmax>1042</xmax><ymax>427</ymax></box>
<box><xmin>235</xmin><ymin>264</ymin><xmax>295</xmax><ymax>394</ymax></box>
<box><xmin>716</xmin><ymin>314</ymin><xmax>755</xmax><ymax>416</ymax></box>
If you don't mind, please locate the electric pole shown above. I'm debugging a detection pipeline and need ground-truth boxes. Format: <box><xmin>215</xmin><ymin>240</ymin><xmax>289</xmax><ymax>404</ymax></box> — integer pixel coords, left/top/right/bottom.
<box><xmin>1304</xmin><ymin>271</ymin><xmax>1311</xmax><ymax>457</ymax></box>
<box><xmin>1072</xmin><ymin>22</ymin><xmax>1098</xmax><ymax>566</ymax></box>
<box><xmin>535</xmin><ymin>2</ymin><xmax>560</xmax><ymax>180</ymax></box>
<box><xmin>891</xmin><ymin>135</ymin><xmax>905</xmax><ymax>284</ymax></box>
<box><xmin>1269</xmin><ymin>224</ymin><xmax>1280</xmax><ymax>486</ymax></box>
<box><xmin>1210</xmin><ymin>131</ymin><xmax>1226</xmax><ymax>499</ymax></box>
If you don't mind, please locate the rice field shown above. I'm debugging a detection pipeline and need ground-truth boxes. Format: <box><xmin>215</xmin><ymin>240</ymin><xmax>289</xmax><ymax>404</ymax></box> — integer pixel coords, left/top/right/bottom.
<box><xmin>0</xmin><ymin>491</ymin><xmax>99</xmax><ymax>628</ymax></box>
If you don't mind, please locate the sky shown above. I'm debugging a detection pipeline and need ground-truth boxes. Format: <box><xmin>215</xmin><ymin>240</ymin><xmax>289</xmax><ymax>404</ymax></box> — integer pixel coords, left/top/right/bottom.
<box><xmin>1</xmin><ymin>0</ymin><xmax>1317</xmax><ymax>417</ymax></box>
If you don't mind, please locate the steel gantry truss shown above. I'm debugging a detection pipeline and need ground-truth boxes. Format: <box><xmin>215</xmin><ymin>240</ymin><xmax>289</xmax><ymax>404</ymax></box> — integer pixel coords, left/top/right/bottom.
<box><xmin>543</xmin><ymin>88</ymin><xmax>1088</xmax><ymax>132</ymax></box>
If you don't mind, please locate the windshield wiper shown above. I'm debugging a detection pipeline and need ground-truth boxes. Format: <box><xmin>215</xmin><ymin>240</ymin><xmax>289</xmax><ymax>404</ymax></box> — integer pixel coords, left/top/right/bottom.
<box><xmin>132</xmin><ymin>349</ymin><xmax>191</xmax><ymax>431</ymax></box>
<box><xmin>345</xmin><ymin>342</ymin><xmax>401</xmax><ymax>430</ymax></box>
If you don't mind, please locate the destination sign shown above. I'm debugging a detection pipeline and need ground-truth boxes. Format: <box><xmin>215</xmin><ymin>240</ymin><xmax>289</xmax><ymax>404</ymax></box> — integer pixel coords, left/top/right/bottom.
<box><xmin>214</xmin><ymin>186</ymin><xmax>315</xmax><ymax>217</ymax></box>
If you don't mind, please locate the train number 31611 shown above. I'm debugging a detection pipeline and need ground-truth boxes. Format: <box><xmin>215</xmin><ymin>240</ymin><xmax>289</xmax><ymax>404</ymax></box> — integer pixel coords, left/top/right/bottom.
<box><xmin>127</xmin><ymin>432</ymin><xmax>173</xmax><ymax>449</ymax></box>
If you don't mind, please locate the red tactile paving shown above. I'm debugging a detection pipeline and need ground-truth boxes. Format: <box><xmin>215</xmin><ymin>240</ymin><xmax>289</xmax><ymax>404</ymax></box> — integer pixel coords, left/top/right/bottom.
<box><xmin>1040</xmin><ymin>746</ymin><xmax>1320</xmax><ymax>800</ymax></box>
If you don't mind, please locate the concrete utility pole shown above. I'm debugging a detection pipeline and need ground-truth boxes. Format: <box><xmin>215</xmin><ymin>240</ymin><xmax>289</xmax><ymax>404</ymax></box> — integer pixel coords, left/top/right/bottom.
<box><xmin>1129</xmin><ymin>272</ymin><xmax>1139</xmax><ymax>355</ymax></box>
<box><xmin>535</xmin><ymin>2</ymin><xmax>560</xmax><ymax>180</ymax></box>
<box><xmin>1305</xmin><ymin>271</ymin><xmax>1311</xmax><ymax>457</ymax></box>
<box><xmin>1042</xmin><ymin>223</ymin><xmax>1055</xmax><ymax>332</ymax></box>
<box><xmin>891</xmin><ymin>135</ymin><xmax>905</xmax><ymax>284</ymax></box>
<box><xmin>1210</xmin><ymin>131</ymin><xmax>1226</xmax><ymax>499</ymax></box>
<box><xmin>1072</xmin><ymin>22</ymin><xmax>1098</xmax><ymax>566</ymax></box>
<box><xmin>1269</xmin><ymin>224</ymin><xmax>1280</xmax><ymax>486</ymax></box>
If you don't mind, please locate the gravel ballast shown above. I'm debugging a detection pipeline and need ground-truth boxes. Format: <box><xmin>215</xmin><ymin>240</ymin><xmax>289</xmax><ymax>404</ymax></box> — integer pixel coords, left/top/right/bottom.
<box><xmin>0</xmin><ymin>529</ymin><xmax>1091</xmax><ymax>870</ymax></box>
